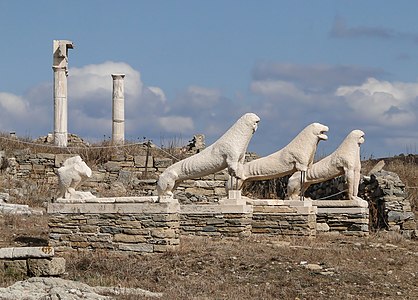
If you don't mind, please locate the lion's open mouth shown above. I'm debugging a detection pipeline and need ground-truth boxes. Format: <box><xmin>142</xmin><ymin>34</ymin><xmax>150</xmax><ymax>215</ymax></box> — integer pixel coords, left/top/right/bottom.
<box><xmin>318</xmin><ymin>129</ymin><xmax>328</xmax><ymax>140</ymax></box>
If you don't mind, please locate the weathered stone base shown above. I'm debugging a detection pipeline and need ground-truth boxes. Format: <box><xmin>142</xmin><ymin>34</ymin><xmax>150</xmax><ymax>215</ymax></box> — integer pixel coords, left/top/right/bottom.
<box><xmin>0</xmin><ymin>247</ymin><xmax>65</xmax><ymax>277</ymax></box>
<box><xmin>180</xmin><ymin>202</ymin><xmax>253</xmax><ymax>237</ymax></box>
<box><xmin>313</xmin><ymin>199</ymin><xmax>369</xmax><ymax>236</ymax></box>
<box><xmin>251</xmin><ymin>199</ymin><xmax>317</xmax><ymax>236</ymax></box>
<box><xmin>180</xmin><ymin>193</ymin><xmax>317</xmax><ymax>237</ymax></box>
<box><xmin>48</xmin><ymin>197</ymin><xmax>180</xmax><ymax>253</ymax></box>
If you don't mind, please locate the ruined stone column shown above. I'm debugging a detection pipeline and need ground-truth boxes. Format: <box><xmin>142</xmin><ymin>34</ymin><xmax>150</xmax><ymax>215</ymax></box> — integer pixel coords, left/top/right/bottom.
<box><xmin>53</xmin><ymin>40</ymin><xmax>73</xmax><ymax>147</ymax></box>
<box><xmin>111</xmin><ymin>74</ymin><xmax>126</xmax><ymax>145</ymax></box>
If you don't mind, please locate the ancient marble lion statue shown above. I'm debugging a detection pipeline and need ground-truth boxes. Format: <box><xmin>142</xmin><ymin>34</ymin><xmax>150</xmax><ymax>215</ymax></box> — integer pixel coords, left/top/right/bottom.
<box><xmin>228</xmin><ymin>122</ymin><xmax>329</xmax><ymax>190</ymax></box>
<box><xmin>287</xmin><ymin>130</ymin><xmax>366</xmax><ymax>205</ymax></box>
<box><xmin>157</xmin><ymin>113</ymin><xmax>260</xmax><ymax>198</ymax></box>
<box><xmin>56</xmin><ymin>155</ymin><xmax>95</xmax><ymax>200</ymax></box>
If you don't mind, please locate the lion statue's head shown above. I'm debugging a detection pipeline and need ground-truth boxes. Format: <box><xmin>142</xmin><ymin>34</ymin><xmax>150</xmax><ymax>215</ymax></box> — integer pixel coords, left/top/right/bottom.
<box><xmin>349</xmin><ymin>129</ymin><xmax>365</xmax><ymax>145</ymax></box>
<box><xmin>309</xmin><ymin>122</ymin><xmax>329</xmax><ymax>141</ymax></box>
<box><xmin>241</xmin><ymin>113</ymin><xmax>260</xmax><ymax>134</ymax></box>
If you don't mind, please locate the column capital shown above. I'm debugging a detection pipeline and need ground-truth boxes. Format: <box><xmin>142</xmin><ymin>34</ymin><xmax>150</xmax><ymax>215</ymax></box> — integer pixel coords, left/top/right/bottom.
<box><xmin>111</xmin><ymin>74</ymin><xmax>125</xmax><ymax>79</ymax></box>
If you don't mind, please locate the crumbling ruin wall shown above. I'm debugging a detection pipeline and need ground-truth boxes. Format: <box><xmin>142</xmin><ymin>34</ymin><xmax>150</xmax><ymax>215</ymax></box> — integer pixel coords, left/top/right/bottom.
<box><xmin>0</xmin><ymin>150</ymin><xmax>228</xmax><ymax>203</ymax></box>
<box><xmin>361</xmin><ymin>170</ymin><xmax>416</xmax><ymax>238</ymax></box>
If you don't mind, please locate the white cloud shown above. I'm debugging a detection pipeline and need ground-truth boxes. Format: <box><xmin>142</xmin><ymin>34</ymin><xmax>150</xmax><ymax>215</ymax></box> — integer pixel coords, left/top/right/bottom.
<box><xmin>70</xmin><ymin>61</ymin><xmax>142</xmax><ymax>100</ymax></box>
<box><xmin>180</xmin><ymin>86</ymin><xmax>221</xmax><ymax>109</ymax></box>
<box><xmin>0</xmin><ymin>92</ymin><xmax>29</xmax><ymax>116</ymax></box>
<box><xmin>148</xmin><ymin>86</ymin><xmax>167</xmax><ymax>102</ymax></box>
<box><xmin>336</xmin><ymin>78</ymin><xmax>417</xmax><ymax>126</ymax></box>
<box><xmin>250</xmin><ymin>80</ymin><xmax>310</xmax><ymax>101</ymax></box>
<box><xmin>158</xmin><ymin>116</ymin><xmax>194</xmax><ymax>133</ymax></box>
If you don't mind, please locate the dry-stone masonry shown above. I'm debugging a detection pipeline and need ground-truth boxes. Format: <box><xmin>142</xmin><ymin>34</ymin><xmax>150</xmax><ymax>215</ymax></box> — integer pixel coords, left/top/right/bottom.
<box><xmin>313</xmin><ymin>200</ymin><xmax>369</xmax><ymax>236</ymax></box>
<box><xmin>0</xmin><ymin>246</ymin><xmax>65</xmax><ymax>277</ymax></box>
<box><xmin>361</xmin><ymin>170</ymin><xmax>416</xmax><ymax>238</ymax></box>
<box><xmin>251</xmin><ymin>200</ymin><xmax>317</xmax><ymax>236</ymax></box>
<box><xmin>180</xmin><ymin>196</ymin><xmax>253</xmax><ymax>237</ymax></box>
<box><xmin>48</xmin><ymin>198</ymin><xmax>180</xmax><ymax>253</ymax></box>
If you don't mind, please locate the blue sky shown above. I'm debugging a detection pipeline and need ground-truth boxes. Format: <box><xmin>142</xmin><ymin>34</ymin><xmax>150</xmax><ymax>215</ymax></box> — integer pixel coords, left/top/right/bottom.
<box><xmin>0</xmin><ymin>1</ymin><xmax>418</xmax><ymax>158</ymax></box>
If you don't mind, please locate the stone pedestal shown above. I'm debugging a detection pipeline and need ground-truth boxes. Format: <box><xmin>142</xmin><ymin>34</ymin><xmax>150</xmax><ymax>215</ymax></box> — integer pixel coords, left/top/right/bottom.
<box><xmin>313</xmin><ymin>199</ymin><xmax>369</xmax><ymax>236</ymax></box>
<box><xmin>111</xmin><ymin>74</ymin><xmax>125</xmax><ymax>145</ymax></box>
<box><xmin>251</xmin><ymin>199</ymin><xmax>317</xmax><ymax>236</ymax></box>
<box><xmin>48</xmin><ymin>197</ymin><xmax>180</xmax><ymax>253</ymax></box>
<box><xmin>180</xmin><ymin>191</ymin><xmax>253</xmax><ymax>237</ymax></box>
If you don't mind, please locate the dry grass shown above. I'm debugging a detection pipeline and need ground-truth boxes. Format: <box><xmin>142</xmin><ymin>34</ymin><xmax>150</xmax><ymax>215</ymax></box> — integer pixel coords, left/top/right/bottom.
<box><xmin>61</xmin><ymin>234</ymin><xmax>417</xmax><ymax>300</ymax></box>
<box><xmin>0</xmin><ymin>214</ymin><xmax>48</xmax><ymax>286</ymax></box>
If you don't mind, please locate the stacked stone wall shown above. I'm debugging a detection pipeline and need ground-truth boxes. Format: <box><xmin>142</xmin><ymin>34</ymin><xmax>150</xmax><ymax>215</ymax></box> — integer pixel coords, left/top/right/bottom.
<box><xmin>48</xmin><ymin>200</ymin><xmax>180</xmax><ymax>253</ymax></box>
<box><xmin>3</xmin><ymin>151</ymin><xmax>228</xmax><ymax>202</ymax></box>
<box><xmin>251</xmin><ymin>201</ymin><xmax>316</xmax><ymax>236</ymax></box>
<box><xmin>180</xmin><ymin>204</ymin><xmax>252</xmax><ymax>237</ymax></box>
<box><xmin>361</xmin><ymin>170</ymin><xmax>416</xmax><ymax>238</ymax></box>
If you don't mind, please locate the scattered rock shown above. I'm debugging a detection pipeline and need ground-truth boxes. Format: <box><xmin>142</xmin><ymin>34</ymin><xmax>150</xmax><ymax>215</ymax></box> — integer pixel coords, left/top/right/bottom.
<box><xmin>304</xmin><ymin>263</ymin><xmax>323</xmax><ymax>271</ymax></box>
<box><xmin>0</xmin><ymin>203</ymin><xmax>42</xmax><ymax>215</ymax></box>
<box><xmin>0</xmin><ymin>193</ymin><xmax>10</xmax><ymax>203</ymax></box>
<box><xmin>271</xmin><ymin>241</ymin><xmax>291</xmax><ymax>248</ymax></box>
<box><xmin>0</xmin><ymin>277</ymin><xmax>163</xmax><ymax>300</ymax></box>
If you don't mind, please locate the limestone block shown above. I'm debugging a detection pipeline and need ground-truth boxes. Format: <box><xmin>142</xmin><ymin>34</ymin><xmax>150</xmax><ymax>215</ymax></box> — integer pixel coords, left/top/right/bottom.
<box><xmin>154</xmin><ymin>158</ymin><xmax>172</xmax><ymax>168</ymax></box>
<box><xmin>151</xmin><ymin>228</ymin><xmax>177</xmax><ymax>238</ymax></box>
<box><xmin>402</xmin><ymin>220</ymin><xmax>417</xmax><ymax>230</ymax></box>
<box><xmin>123</xmin><ymin>228</ymin><xmax>151</xmax><ymax>235</ymax></box>
<box><xmin>19</xmin><ymin>164</ymin><xmax>33</xmax><ymax>171</ymax></box>
<box><xmin>195</xmin><ymin>180</ymin><xmax>225</xmax><ymax>188</ymax></box>
<box><xmin>3</xmin><ymin>260</ymin><xmax>27</xmax><ymax>277</ymax></box>
<box><xmin>48</xmin><ymin>201</ymin><xmax>179</xmax><ymax>214</ymax></box>
<box><xmin>79</xmin><ymin>225</ymin><xmax>98</xmax><ymax>233</ymax></box>
<box><xmin>185</xmin><ymin>187</ymin><xmax>214</xmax><ymax>196</ymax></box>
<box><xmin>113</xmin><ymin>234</ymin><xmax>147</xmax><ymax>243</ymax></box>
<box><xmin>0</xmin><ymin>203</ymin><xmax>35</xmax><ymax>215</ymax></box>
<box><xmin>33</xmin><ymin>164</ymin><xmax>46</xmax><ymax>171</ymax></box>
<box><xmin>37</xmin><ymin>153</ymin><xmax>56</xmax><ymax>160</ymax></box>
<box><xmin>387</xmin><ymin>211</ymin><xmax>414</xmax><ymax>223</ymax></box>
<box><xmin>110</xmin><ymin>153</ymin><xmax>126</xmax><ymax>161</ymax></box>
<box><xmin>87</xmin><ymin>171</ymin><xmax>106</xmax><ymax>182</ymax></box>
<box><xmin>103</xmin><ymin>161</ymin><xmax>122</xmax><ymax>172</ymax></box>
<box><xmin>27</xmin><ymin>257</ymin><xmax>66</xmax><ymax>276</ymax></box>
<box><xmin>118</xmin><ymin>243</ymin><xmax>153</xmax><ymax>253</ymax></box>
<box><xmin>134</xmin><ymin>155</ymin><xmax>154</xmax><ymax>168</ymax></box>
<box><xmin>0</xmin><ymin>247</ymin><xmax>54</xmax><ymax>259</ymax></box>
<box><xmin>316</xmin><ymin>223</ymin><xmax>330</xmax><ymax>232</ymax></box>
<box><xmin>214</xmin><ymin>188</ymin><xmax>227</xmax><ymax>196</ymax></box>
